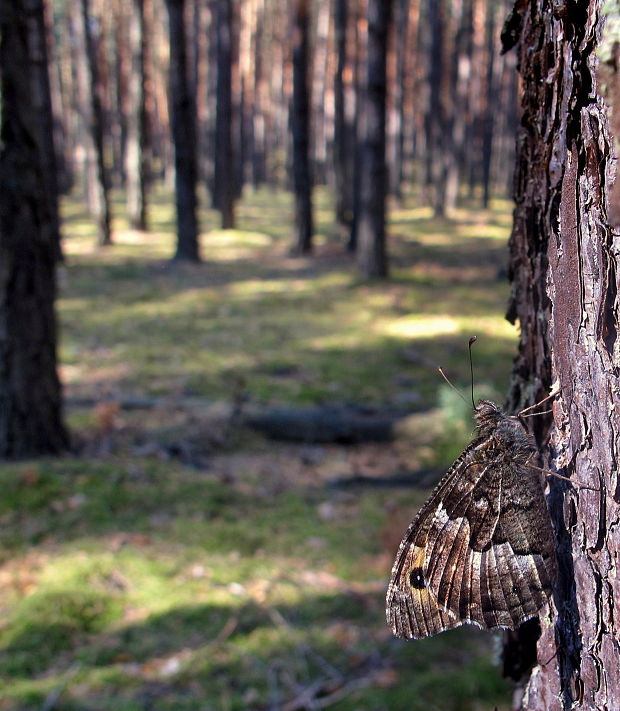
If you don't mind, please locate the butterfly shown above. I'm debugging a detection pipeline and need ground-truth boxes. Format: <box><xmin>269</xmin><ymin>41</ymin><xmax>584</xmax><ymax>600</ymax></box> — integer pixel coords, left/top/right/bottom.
<box><xmin>386</xmin><ymin>399</ymin><xmax>558</xmax><ymax>639</ymax></box>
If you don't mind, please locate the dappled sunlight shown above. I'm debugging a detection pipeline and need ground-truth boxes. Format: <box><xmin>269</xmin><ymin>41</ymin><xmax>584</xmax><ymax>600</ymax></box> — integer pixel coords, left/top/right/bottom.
<box><xmin>53</xmin><ymin>186</ymin><xmax>520</xmax><ymax>406</ymax></box>
<box><xmin>383</xmin><ymin>315</ymin><xmax>460</xmax><ymax>339</ymax></box>
<box><xmin>381</xmin><ymin>314</ymin><xmax>518</xmax><ymax>341</ymax></box>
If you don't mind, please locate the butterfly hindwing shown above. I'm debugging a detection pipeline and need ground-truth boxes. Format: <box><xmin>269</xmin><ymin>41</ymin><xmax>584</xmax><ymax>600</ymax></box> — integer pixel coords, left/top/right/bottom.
<box><xmin>386</xmin><ymin>400</ymin><xmax>558</xmax><ymax>640</ymax></box>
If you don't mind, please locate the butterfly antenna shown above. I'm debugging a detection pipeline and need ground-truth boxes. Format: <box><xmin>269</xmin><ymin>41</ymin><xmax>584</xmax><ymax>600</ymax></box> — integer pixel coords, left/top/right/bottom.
<box><xmin>437</xmin><ymin>367</ymin><xmax>469</xmax><ymax>407</ymax></box>
<box><xmin>468</xmin><ymin>336</ymin><xmax>477</xmax><ymax>409</ymax></box>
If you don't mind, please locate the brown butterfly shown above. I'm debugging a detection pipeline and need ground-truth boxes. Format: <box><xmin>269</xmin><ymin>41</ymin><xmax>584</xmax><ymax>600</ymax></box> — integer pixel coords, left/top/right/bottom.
<box><xmin>386</xmin><ymin>399</ymin><xmax>558</xmax><ymax>639</ymax></box>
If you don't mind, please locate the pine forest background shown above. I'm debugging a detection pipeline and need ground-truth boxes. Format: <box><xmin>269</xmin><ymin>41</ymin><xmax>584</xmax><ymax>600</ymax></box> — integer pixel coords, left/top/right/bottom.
<box><xmin>1</xmin><ymin>0</ymin><xmax>528</xmax><ymax>709</ymax></box>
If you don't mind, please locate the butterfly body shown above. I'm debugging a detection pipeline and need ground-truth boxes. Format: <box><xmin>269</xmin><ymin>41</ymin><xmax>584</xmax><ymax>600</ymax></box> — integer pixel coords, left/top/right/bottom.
<box><xmin>386</xmin><ymin>400</ymin><xmax>557</xmax><ymax>639</ymax></box>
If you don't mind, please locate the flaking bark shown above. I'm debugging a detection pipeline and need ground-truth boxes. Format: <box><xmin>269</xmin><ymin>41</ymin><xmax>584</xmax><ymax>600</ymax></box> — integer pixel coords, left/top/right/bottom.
<box><xmin>504</xmin><ymin>1</ymin><xmax>620</xmax><ymax>708</ymax></box>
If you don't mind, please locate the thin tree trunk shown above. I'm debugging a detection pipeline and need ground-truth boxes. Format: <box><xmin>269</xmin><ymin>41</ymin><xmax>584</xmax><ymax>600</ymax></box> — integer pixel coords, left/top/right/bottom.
<box><xmin>480</xmin><ymin>2</ymin><xmax>496</xmax><ymax>208</ymax></box>
<box><xmin>388</xmin><ymin>0</ymin><xmax>408</xmax><ymax>200</ymax></box>
<box><xmin>165</xmin><ymin>0</ymin><xmax>200</xmax><ymax>261</ymax></box>
<box><xmin>290</xmin><ymin>0</ymin><xmax>314</xmax><ymax>254</ymax></box>
<box><xmin>0</xmin><ymin>0</ymin><xmax>69</xmax><ymax>458</ymax></box>
<box><xmin>356</xmin><ymin>0</ymin><xmax>392</xmax><ymax>278</ymax></box>
<box><xmin>425</xmin><ymin>0</ymin><xmax>450</xmax><ymax>217</ymax></box>
<box><xmin>252</xmin><ymin>0</ymin><xmax>267</xmax><ymax>187</ymax></box>
<box><xmin>80</xmin><ymin>0</ymin><xmax>113</xmax><ymax>246</ymax></box>
<box><xmin>125</xmin><ymin>0</ymin><xmax>149</xmax><ymax>230</ymax></box>
<box><xmin>333</xmin><ymin>0</ymin><xmax>355</xmax><ymax>230</ymax></box>
<box><xmin>348</xmin><ymin>0</ymin><xmax>365</xmax><ymax>252</ymax></box>
<box><xmin>214</xmin><ymin>0</ymin><xmax>236</xmax><ymax>229</ymax></box>
<box><xmin>503</xmin><ymin>1</ymin><xmax>620</xmax><ymax>708</ymax></box>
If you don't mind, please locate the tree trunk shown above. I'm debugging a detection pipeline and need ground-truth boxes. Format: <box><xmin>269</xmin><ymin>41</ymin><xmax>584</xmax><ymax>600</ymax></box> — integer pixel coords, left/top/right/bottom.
<box><xmin>333</xmin><ymin>0</ymin><xmax>356</xmax><ymax>231</ymax></box>
<box><xmin>80</xmin><ymin>0</ymin><xmax>113</xmax><ymax>246</ymax></box>
<box><xmin>214</xmin><ymin>0</ymin><xmax>236</xmax><ymax>229</ymax></box>
<box><xmin>165</xmin><ymin>0</ymin><xmax>200</xmax><ymax>262</ymax></box>
<box><xmin>503</xmin><ymin>2</ymin><xmax>620</xmax><ymax>708</ymax></box>
<box><xmin>290</xmin><ymin>0</ymin><xmax>314</xmax><ymax>254</ymax></box>
<box><xmin>480</xmin><ymin>2</ymin><xmax>496</xmax><ymax>209</ymax></box>
<box><xmin>356</xmin><ymin>0</ymin><xmax>392</xmax><ymax>278</ymax></box>
<box><xmin>425</xmin><ymin>0</ymin><xmax>451</xmax><ymax>218</ymax></box>
<box><xmin>125</xmin><ymin>0</ymin><xmax>149</xmax><ymax>231</ymax></box>
<box><xmin>388</xmin><ymin>0</ymin><xmax>408</xmax><ymax>200</ymax></box>
<box><xmin>347</xmin><ymin>0</ymin><xmax>364</xmax><ymax>252</ymax></box>
<box><xmin>0</xmin><ymin>0</ymin><xmax>69</xmax><ymax>458</ymax></box>
<box><xmin>37</xmin><ymin>0</ymin><xmax>64</xmax><ymax>261</ymax></box>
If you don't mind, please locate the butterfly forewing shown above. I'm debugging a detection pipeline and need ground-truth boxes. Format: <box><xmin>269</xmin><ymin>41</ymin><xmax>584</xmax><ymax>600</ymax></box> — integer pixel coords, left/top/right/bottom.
<box><xmin>386</xmin><ymin>400</ymin><xmax>557</xmax><ymax>640</ymax></box>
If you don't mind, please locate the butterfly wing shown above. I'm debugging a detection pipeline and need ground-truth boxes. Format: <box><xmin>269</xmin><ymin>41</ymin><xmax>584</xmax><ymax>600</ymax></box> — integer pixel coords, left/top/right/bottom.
<box><xmin>386</xmin><ymin>436</ymin><xmax>557</xmax><ymax>639</ymax></box>
<box><xmin>386</xmin><ymin>439</ymin><xmax>488</xmax><ymax>638</ymax></box>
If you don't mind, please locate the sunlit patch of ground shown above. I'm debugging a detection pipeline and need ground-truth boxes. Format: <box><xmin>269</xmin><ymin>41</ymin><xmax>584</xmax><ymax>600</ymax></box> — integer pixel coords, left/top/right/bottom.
<box><xmin>1</xmin><ymin>186</ymin><xmax>518</xmax><ymax>710</ymax></box>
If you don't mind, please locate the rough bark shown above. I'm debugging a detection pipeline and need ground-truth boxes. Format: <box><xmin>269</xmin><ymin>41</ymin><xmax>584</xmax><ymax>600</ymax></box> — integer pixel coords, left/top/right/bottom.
<box><xmin>80</xmin><ymin>0</ymin><xmax>113</xmax><ymax>246</ymax></box>
<box><xmin>503</xmin><ymin>1</ymin><xmax>620</xmax><ymax>708</ymax></box>
<box><xmin>290</xmin><ymin>0</ymin><xmax>314</xmax><ymax>254</ymax></box>
<box><xmin>165</xmin><ymin>0</ymin><xmax>200</xmax><ymax>261</ymax></box>
<box><xmin>356</xmin><ymin>0</ymin><xmax>392</xmax><ymax>278</ymax></box>
<box><xmin>0</xmin><ymin>0</ymin><xmax>69</xmax><ymax>458</ymax></box>
<box><xmin>214</xmin><ymin>0</ymin><xmax>236</xmax><ymax>229</ymax></box>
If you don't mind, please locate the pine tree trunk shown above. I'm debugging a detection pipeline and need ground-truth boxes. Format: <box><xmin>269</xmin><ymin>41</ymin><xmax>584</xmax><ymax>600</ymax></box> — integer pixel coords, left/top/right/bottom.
<box><xmin>480</xmin><ymin>2</ymin><xmax>496</xmax><ymax>209</ymax></box>
<box><xmin>125</xmin><ymin>0</ymin><xmax>149</xmax><ymax>231</ymax></box>
<box><xmin>356</xmin><ymin>0</ymin><xmax>392</xmax><ymax>278</ymax></box>
<box><xmin>333</xmin><ymin>0</ymin><xmax>353</xmax><ymax>229</ymax></box>
<box><xmin>0</xmin><ymin>0</ymin><xmax>69</xmax><ymax>458</ymax></box>
<box><xmin>165</xmin><ymin>0</ymin><xmax>200</xmax><ymax>261</ymax></box>
<box><xmin>80</xmin><ymin>0</ymin><xmax>112</xmax><ymax>246</ymax></box>
<box><xmin>290</xmin><ymin>0</ymin><xmax>313</xmax><ymax>254</ymax></box>
<box><xmin>214</xmin><ymin>0</ymin><xmax>236</xmax><ymax>229</ymax></box>
<box><xmin>503</xmin><ymin>2</ymin><xmax>620</xmax><ymax>708</ymax></box>
<box><xmin>34</xmin><ymin>0</ymin><xmax>63</xmax><ymax>261</ymax></box>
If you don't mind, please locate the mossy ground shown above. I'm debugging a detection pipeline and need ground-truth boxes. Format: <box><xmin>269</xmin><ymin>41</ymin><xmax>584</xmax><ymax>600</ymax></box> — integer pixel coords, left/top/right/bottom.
<box><xmin>0</xmin><ymin>186</ymin><xmax>516</xmax><ymax>710</ymax></box>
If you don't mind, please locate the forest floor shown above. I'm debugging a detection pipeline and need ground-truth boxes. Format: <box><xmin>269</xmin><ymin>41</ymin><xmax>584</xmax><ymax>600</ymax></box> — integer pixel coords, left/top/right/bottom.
<box><xmin>1</xmin><ymin>186</ymin><xmax>517</xmax><ymax>710</ymax></box>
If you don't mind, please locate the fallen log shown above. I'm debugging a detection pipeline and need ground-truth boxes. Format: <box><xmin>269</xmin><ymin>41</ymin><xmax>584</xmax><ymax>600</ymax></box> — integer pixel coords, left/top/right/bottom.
<box><xmin>242</xmin><ymin>405</ymin><xmax>405</xmax><ymax>443</ymax></box>
<box><xmin>66</xmin><ymin>396</ymin><xmax>422</xmax><ymax>444</ymax></box>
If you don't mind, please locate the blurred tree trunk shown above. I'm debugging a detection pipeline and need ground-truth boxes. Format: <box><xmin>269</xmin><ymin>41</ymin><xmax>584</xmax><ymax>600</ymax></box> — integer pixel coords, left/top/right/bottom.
<box><xmin>43</xmin><ymin>0</ymin><xmax>71</xmax><ymax>205</ymax></box>
<box><xmin>165</xmin><ymin>0</ymin><xmax>200</xmax><ymax>261</ymax></box>
<box><xmin>503</xmin><ymin>1</ymin><xmax>620</xmax><ymax>708</ymax></box>
<box><xmin>480</xmin><ymin>2</ymin><xmax>497</xmax><ymax>208</ymax></box>
<box><xmin>214</xmin><ymin>0</ymin><xmax>236</xmax><ymax>229</ymax></box>
<box><xmin>29</xmin><ymin>0</ymin><xmax>64</xmax><ymax>262</ymax></box>
<box><xmin>348</xmin><ymin>0</ymin><xmax>365</xmax><ymax>252</ymax></box>
<box><xmin>387</xmin><ymin>0</ymin><xmax>408</xmax><ymax>200</ymax></box>
<box><xmin>356</xmin><ymin>0</ymin><xmax>392</xmax><ymax>278</ymax></box>
<box><xmin>312</xmin><ymin>0</ymin><xmax>330</xmax><ymax>186</ymax></box>
<box><xmin>125</xmin><ymin>0</ymin><xmax>149</xmax><ymax>230</ymax></box>
<box><xmin>333</xmin><ymin>0</ymin><xmax>353</xmax><ymax>229</ymax></box>
<box><xmin>80</xmin><ymin>0</ymin><xmax>112</xmax><ymax>246</ymax></box>
<box><xmin>0</xmin><ymin>0</ymin><xmax>69</xmax><ymax>458</ymax></box>
<box><xmin>252</xmin><ymin>0</ymin><xmax>267</xmax><ymax>187</ymax></box>
<box><xmin>290</xmin><ymin>0</ymin><xmax>314</xmax><ymax>254</ymax></box>
<box><xmin>425</xmin><ymin>0</ymin><xmax>451</xmax><ymax>217</ymax></box>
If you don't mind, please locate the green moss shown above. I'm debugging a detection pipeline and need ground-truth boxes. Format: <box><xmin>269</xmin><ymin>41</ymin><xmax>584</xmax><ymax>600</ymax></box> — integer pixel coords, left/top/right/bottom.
<box><xmin>0</xmin><ymin>187</ymin><xmax>517</xmax><ymax>709</ymax></box>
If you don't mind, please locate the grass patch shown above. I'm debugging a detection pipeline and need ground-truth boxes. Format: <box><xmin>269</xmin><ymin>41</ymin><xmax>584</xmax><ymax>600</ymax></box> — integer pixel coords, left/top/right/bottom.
<box><xmin>0</xmin><ymin>186</ymin><xmax>518</xmax><ymax>709</ymax></box>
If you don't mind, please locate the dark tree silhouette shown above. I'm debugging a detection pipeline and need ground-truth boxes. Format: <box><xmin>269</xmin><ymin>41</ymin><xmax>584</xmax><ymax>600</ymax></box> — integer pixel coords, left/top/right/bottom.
<box><xmin>333</xmin><ymin>0</ymin><xmax>355</xmax><ymax>230</ymax></box>
<box><xmin>214</xmin><ymin>0</ymin><xmax>236</xmax><ymax>229</ymax></box>
<box><xmin>81</xmin><ymin>0</ymin><xmax>113</xmax><ymax>246</ymax></box>
<box><xmin>290</xmin><ymin>0</ymin><xmax>313</xmax><ymax>254</ymax></box>
<box><xmin>356</xmin><ymin>0</ymin><xmax>392</xmax><ymax>277</ymax></box>
<box><xmin>0</xmin><ymin>0</ymin><xmax>69</xmax><ymax>458</ymax></box>
<box><xmin>165</xmin><ymin>0</ymin><xmax>200</xmax><ymax>261</ymax></box>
